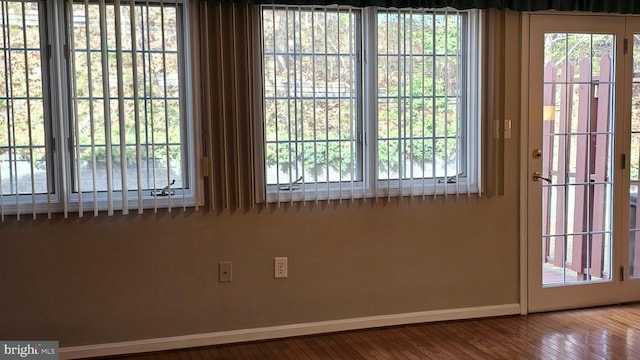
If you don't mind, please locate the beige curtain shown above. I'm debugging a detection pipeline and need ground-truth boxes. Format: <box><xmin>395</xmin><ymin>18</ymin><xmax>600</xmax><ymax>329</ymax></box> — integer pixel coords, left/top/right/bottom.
<box><xmin>190</xmin><ymin>1</ymin><xmax>261</xmax><ymax>211</ymax></box>
<box><xmin>190</xmin><ymin>3</ymin><xmax>512</xmax><ymax>209</ymax></box>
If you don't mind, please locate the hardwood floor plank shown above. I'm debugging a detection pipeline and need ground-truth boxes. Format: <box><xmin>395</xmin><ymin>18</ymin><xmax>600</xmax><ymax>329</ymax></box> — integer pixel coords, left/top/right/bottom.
<box><xmin>106</xmin><ymin>304</ymin><xmax>640</xmax><ymax>360</ymax></box>
<box><xmin>372</xmin><ymin>326</ymin><xmax>426</xmax><ymax>360</ymax></box>
<box><xmin>245</xmin><ymin>342</ymin><xmax>272</xmax><ymax>360</ymax></box>
<box><xmin>309</xmin><ymin>334</ymin><xmax>349</xmax><ymax>359</ymax></box>
<box><xmin>264</xmin><ymin>340</ymin><xmax>300</xmax><ymax>360</ymax></box>
<box><xmin>320</xmin><ymin>332</ymin><xmax>366</xmax><ymax>360</ymax></box>
<box><xmin>290</xmin><ymin>337</ymin><xmax>323</xmax><ymax>360</ymax></box>
<box><xmin>202</xmin><ymin>348</ymin><xmax>225</xmax><ymax>360</ymax></box>
<box><xmin>218</xmin><ymin>345</ymin><xmax>244</xmax><ymax>360</ymax></box>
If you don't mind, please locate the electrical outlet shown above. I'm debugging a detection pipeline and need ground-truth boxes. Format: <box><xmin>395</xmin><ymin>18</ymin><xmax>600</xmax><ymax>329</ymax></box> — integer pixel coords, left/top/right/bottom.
<box><xmin>274</xmin><ymin>257</ymin><xmax>288</xmax><ymax>279</ymax></box>
<box><xmin>219</xmin><ymin>261</ymin><xmax>232</xmax><ymax>282</ymax></box>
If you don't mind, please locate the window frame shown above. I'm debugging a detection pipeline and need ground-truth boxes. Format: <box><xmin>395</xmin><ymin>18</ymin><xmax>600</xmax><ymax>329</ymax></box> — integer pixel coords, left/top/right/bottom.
<box><xmin>63</xmin><ymin>0</ymin><xmax>195</xmax><ymax>208</ymax></box>
<box><xmin>257</xmin><ymin>5</ymin><xmax>482</xmax><ymax>202</ymax></box>
<box><xmin>259</xmin><ymin>5</ymin><xmax>365</xmax><ymax>202</ymax></box>
<box><xmin>0</xmin><ymin>0</ymin><xmax>57</xmax><ymax>215</ymax></box>
<box><xmin>0</xmin><ymin>0</ymin><xmax>198</xmax><ymax>216</ymax></box>
<box><xmin>369</xmin><ymin>7</ymin><xmax>482</xmax><ymax>198</ymax></box>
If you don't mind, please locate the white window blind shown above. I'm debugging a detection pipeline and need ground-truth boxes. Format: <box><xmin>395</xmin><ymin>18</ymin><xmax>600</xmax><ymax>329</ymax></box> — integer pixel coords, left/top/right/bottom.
<box><xmin>259</xmin><ymin>6</ymin><xmax>481</xmax><ymax>205</ymax></box>
<box><xmin>0</xmin><ymin>0</ymin><xmax>195</xmax><ymax>221</ymax></box>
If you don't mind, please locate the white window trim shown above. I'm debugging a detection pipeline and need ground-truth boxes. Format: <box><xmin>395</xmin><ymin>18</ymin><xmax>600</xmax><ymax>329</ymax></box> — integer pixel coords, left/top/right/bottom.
<box><xmin>257</xmin><ymin>6</ymin><xmax>483</xmax><ymax>203</ymax></box>
<box><xmin>0</xmin><ymin>0</ymin><xmax>201</xmax><ymax>218</ymax></box>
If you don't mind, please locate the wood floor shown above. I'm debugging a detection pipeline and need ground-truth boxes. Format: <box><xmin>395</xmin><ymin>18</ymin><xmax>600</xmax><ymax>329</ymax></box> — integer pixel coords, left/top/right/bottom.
<box><xmin>111</xmin><ymin>304</ymin><xmax>640</xmax><ymax>359</ymax></box>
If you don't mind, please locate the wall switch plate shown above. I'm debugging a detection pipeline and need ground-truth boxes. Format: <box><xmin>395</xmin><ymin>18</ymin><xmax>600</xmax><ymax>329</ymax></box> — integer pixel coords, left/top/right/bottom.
<box><xmin>274</xmin><ymin>257</ymin><xmax>288</xmax><ymax>279</ymax></box>
<box><xmin>219</xmin><ymin>261</ymin><xmax>232</xmax><ymax>282</ymax></box>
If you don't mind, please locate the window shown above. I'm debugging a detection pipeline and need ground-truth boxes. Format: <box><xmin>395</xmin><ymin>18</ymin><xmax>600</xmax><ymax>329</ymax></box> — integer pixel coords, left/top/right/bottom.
<box><xmin>0</xmin><ymin>0</ymin><xmax>194</xmax><ymax>217</ymax></box>
<box><xmin>261</xmin><ymin>7</ymin><xmax>360</xmax><ymax>200</ymax></box>
<box><xmin>260</xmin><ymin>6</ymin><xmax>481</xmax><ymax>202</ymax></box>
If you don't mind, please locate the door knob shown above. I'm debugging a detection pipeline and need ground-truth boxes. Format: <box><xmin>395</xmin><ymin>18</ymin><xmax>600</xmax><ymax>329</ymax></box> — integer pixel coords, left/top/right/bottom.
<box><xmin>532</xmin><ymin>171</ymin><xmax>552</xmax><ymax>183</ymax></box>
<box><xmin>532</xmin><ymin>149</ymin><xmax>543</xmax><ymax>159</ymax></box>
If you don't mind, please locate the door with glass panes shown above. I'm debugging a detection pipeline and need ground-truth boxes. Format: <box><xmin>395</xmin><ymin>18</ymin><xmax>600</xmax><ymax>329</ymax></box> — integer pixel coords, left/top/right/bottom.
<box><xmin>527</xmin><ymin>14</ymin><xmax>640</xmax><ymax>312</ymax></box>
<box><xmin>622</xmin><ymin>19</ymin><xmax>640</xmax><ymax>302</ymax></box>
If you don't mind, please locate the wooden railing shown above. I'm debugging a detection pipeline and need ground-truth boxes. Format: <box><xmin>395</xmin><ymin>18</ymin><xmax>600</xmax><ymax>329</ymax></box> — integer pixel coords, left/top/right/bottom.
<box><xmin>542</xmin><ymin>56</ymin><xmax>611</xmax><ymax>280</ymax></box>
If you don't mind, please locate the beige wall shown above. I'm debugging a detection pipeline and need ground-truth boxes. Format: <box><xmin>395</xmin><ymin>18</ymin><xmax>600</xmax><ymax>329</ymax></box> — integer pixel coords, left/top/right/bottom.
<box><xmin>0</xmin><ymin>11</ymin><xmax>522</xmax><ymax>348</ymax></box>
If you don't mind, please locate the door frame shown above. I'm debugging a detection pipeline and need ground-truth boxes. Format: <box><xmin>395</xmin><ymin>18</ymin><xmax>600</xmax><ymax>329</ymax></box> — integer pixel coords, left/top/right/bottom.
<box><xmin>520</xmin><ymin>12</ymin><xmax>634</xmax><ymax>314</ymax></box>
<box><xmin>519</xmin><ymin>12</ymin><xmax>530</xmax><ymax>316</ymax></box>
<box><xmin>620</xmin><ymin>18</ymin><xmax>640</xmax><ymax>302</ymax></box>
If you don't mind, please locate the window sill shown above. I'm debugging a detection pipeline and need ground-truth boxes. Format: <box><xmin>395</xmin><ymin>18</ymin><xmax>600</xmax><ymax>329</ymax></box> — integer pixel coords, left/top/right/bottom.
<box><xmin>265</xmin><ymin>181</ymin><xmax>480</xmax><ymax>203</ymax></box>
<box><xmin>0</xmin><ymin>195</ymin><xmax>199</xmax><ymax>218</ymax></box>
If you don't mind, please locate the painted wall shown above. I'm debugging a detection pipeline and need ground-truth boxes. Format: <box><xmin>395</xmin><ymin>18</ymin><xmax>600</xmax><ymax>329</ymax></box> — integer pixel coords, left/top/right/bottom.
<box><xmin>0</xmin><ymin>11</ymin><xmax>522</xmax><ymax>349</ymax></box>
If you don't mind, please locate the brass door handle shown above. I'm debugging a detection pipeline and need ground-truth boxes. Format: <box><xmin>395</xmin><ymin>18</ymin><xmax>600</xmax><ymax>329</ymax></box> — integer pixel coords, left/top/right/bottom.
<box><xmin>532</xmin><ymin>171</ymin><xmax>552</xmax><ymax>183</ymax></box>
<box><xmin>532</xmin><ymin>149</ymin><xmax>543</xmax><ymax>159</ymax></box>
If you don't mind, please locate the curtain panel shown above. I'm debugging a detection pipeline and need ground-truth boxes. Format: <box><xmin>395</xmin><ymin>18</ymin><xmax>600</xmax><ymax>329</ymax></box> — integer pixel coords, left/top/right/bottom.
<box><xmin>212</xmin><ymin>0</ymin><xmax>640</xmax><ymax>13</ymax></box>
<box><xmin>192</xmin><ymin>1</ymin><xmax>512</xmax><ymax>209</ymax></box>
<box><xmin>190</xmin><ymin>1</ymin><xmax>259</xmax><ymax>211</ymax></box>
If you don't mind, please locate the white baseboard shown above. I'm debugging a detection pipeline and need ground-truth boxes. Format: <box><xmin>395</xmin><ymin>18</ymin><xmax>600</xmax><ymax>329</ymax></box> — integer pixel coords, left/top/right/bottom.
<box><xmin>59</xmin><ymin>303</ymin><xmax>520</xmax><ymax>359</ymax></box>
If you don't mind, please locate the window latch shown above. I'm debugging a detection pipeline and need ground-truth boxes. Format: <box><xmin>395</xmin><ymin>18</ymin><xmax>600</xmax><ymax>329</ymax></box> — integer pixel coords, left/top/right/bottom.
<box><xmin>279</xmin><ymin>176</ymin><xmax>303</xmax><ymax>191</ymax></box>
<box><xmin>151</xmin><ymin>179</ymin><xmax>175</xmax><ymax>196</ymax></box>
<box><xmin>438</xmin><ymin>174</ymin><xmax>463</xmax><ymax>184</ymax></box>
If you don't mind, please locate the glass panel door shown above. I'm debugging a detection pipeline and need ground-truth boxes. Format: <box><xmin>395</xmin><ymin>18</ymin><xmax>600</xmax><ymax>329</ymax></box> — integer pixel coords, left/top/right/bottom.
<box><xmin>622</xmin><ymin>20</ymin><xmax>640</xmax><ymax>301</ymax></box>
<box><xmin>628</xmin><ymin>34</ymin><xmax>640</xmax><ymax>280</ymax></box>
<box><xmin>541</xmin><ymin>32</ymin><xmax>614</xmax><ymax>286</ymax></box>
<box><xmin>528</xmin><ymin>15</ymin><xmax>624</xmax><ymax>312</ymax></box>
